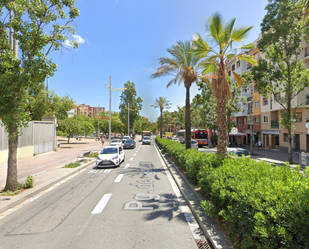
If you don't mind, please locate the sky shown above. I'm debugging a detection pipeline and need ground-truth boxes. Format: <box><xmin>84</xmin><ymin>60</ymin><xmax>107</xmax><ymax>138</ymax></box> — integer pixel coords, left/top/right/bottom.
<box><xmin>49</xmin><ymin>0</ymin><xmax>269</xmax><ymax>122</ymax></box>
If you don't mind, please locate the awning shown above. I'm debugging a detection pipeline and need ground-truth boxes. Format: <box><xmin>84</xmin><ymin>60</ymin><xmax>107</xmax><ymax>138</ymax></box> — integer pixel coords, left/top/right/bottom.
<box><xmin>244</xmin><ymin>130</ymin><xmax>259</xmax><ymax>135</ymax></box>
<box><xmin>228</xmin><ymin>132</ymin><xmax>247</xmax><ymax>136</ymax></box>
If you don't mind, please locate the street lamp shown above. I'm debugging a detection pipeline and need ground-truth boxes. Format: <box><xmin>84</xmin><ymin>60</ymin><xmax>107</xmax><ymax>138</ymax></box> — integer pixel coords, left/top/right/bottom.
<box><xmin>105</xmin><ymin>76</ymin><xmax>126</xmax><ymax>145</ymax></box>
<box><xmin>125</xmin><ymin>105</ymin><xmax>138</xmax><ymax>136</ymax></box>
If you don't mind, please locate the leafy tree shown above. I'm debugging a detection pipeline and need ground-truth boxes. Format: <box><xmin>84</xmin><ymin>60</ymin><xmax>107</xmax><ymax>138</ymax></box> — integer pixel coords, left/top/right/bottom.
<box><xmin>252</xmin><ymin>0</ymin><xmax>309</xmax><ymax>163</ymax></box>
<box><xmin>58</xmin><ymin>117</ymin><xmax>80</xmax><ymax>144</ymax></box>
<box><xmin>151</xmin><ymin>41</ymin><xmax>206</xmax><ymax>149</ymax></box>
<box><xmin>0</xmin><ymin>1</ymin><xmax>79</xmax><ymax>191</ymax></box>
<box><xmin>156</xmin><ymin>111</ymin><xmax>172</xmax><ymax>134</ymax></box>
<box><xmin>119</xmin><ymin>81</ymin><xmax>143</xmax><ymax>134</ymax></box>
<box><xmin>76</xmin><ymin>115</ymin><xmax>94</xmax><ymax>137</ymax></box>
<box><xmin>151</xmin><ymin>97</ymin><xmax>171</xmax><ymax>138</ymax></box>
<box><xmin>192</xmin><ymin>12</ymin><xmax>257</xmax><ymax>156</ymax></box>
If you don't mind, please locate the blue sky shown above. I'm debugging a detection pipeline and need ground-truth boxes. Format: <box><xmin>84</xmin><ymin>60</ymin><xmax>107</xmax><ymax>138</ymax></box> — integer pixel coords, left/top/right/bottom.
<box><xmin>49</xmin><ymin>0</ymin><xmax>268</xmax><ymax>122</ymax></box>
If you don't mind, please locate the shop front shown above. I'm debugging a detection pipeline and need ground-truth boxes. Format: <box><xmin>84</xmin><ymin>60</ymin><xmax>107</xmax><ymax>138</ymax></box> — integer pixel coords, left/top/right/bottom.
<box><xmin>261</xmin><ymin>130</ymin><xmax>280</xmax><ymax>150</ymax></box>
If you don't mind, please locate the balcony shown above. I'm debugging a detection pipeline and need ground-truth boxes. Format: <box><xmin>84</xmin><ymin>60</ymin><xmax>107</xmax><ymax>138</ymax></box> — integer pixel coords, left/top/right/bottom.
<box><xmin>271</xmin><ymin>121</ymin><xmax>279</xmax><ymax>128</ymax></box>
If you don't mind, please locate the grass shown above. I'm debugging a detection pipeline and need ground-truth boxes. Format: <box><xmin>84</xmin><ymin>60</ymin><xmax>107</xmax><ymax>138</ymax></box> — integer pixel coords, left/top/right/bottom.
<box><xmin>63</xmin><ymin>162</ymin><xmax>81</xmax><ymax>168</ymax></box>
<box><xmin>0</xmin><ymin>176</ymin><xmax>34</xmax><ymax>196</ymax></box>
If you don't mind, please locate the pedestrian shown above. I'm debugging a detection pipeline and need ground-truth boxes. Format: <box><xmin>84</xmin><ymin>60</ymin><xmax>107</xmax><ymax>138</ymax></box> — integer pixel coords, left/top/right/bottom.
<box><xmin>76</xmin><ymin>135</ymin><xmax>78</xmax><ymax>141</ymax></box>
<box><xmin>101</xmin><ymin>136</ymin><xmax>105</xmax><ymax>145</ymax></box>
<box><xmin>258</xmin><ymin>139</ymin><xmax>262</xmax><ymax>150</ymax></box>
<box><xmin>79</xmin><ymin>135</ymin><xmax>81</xmax><ymax>141</ymax></box>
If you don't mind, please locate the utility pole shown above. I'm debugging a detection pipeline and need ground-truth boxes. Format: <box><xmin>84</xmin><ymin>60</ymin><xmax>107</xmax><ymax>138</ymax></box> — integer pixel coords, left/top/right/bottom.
<box><xmin>248</xmin><ymin>102</ymin><xmax>253</xmax><ymax>155</ymax></box>
<box><xmin>98</xmin><ymin>104</ymin><xmax>100</xmax><ymax>138</ymax></box>
<box><xmin>128</xmin><ymin>103</ymin><xmax>130</xmax><ymax>136</ymax></box>
<box><xmin>109</xmin><ymin>76</ymin><xmax>112</xmax><ymax>144</ymax></box>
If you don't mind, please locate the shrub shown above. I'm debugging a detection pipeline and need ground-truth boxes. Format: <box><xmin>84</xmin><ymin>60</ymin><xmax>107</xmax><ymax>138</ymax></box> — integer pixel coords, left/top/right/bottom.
<box><xmin>89</xmin><ymin>152</ymin><xmax>98</xmax><ymax>158</ymax></box>
<box><xmin>63</xmin><ymin>162</ymin><xmax>81</xmax><ymax>168</ymax></box>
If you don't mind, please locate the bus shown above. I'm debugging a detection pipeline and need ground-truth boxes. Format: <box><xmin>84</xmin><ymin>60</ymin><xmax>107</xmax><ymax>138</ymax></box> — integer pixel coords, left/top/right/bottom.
<box><xmin>177</xmin><ymin>129</ymin><xmax>208</xmax><ymax>147</ymax></box>
<box><xmin>142</xmin><ymin>131</ymin><xmax>152</xmax><ymax>139</ymax></box>
<box><xmin>194</xmin><ymin>129</ymin><xmax>208</xmax><ymax>147</ymax></box>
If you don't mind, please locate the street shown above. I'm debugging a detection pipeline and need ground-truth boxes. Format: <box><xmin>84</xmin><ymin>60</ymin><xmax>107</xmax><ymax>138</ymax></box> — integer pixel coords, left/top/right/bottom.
<box><xmin>0</xmin><ymin>139</ymin><xmax>203</xmax><ymax>249</ymax></box>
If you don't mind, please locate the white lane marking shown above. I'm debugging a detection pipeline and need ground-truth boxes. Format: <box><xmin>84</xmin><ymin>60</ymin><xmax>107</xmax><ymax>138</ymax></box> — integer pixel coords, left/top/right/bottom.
<box><xmin>154</xmin><ymin>144</ymin><xmax>202</xmax><ymax>240</ymax></box>
<box><xmin>133</xmin><ymin>153</ymin><xmax>136</xmax><ymax>156</ymax></box>
<box><xmin>135</xmin><ymin>151</ymin><xmax>138</xmax><ymax>153</ymax></box>
<box><xmin>114</xmin><ymin>174</ymin><xmax>124</xmax><ymax>183</ymax></box>
<box><xmin>92</xmin><ymin>194</ymin><xmax>112</xmax><ymax>214</ymax></box>
<box><xmin>124</xmin><ymin>164</ymin><xmax>130</xmax><ymax>169</ymax></box>
<box><xmin>129</xmin><ymin>158</ymin><xmax>134</xmax><ymax>161</ymax></box>
<box><xmin>77</xmin><ymin>214</ymin><xmax>94</xmax><ymax>236</ymax></box>
<box><xmin>104</xmin><ymin>169</ymin><xmax>111</xmax><ymax>173</ymax></box>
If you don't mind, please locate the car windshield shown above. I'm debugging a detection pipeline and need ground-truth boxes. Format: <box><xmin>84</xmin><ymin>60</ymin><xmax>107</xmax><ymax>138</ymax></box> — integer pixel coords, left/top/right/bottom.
<box><xmin>123</xmin><ymin>136</ymin><xmax>130</xmax><ymax>139</ymax></box>
<box><xmin>111</xmin><ymin>140</ymin><xmax>119</xmax><ymax>143</ymax></box>
<box><xmin>125</xmin><ymin>140</ymin><xmax>134</xmax><ymax>144</ymax></box>
<box><xmin>144</xmin><ymin>137</ymin><xmax>150</xmax><ymax>140</ymax></box>
<box><xmin>100</xmin><ymin>148</ymin><xmax>118</xmax><ymax>154</ymax></box>
<box><xmin>232</xmin><ymin>150</ymin><xmax>249</xmax><ymax>156</ymax></box>
<box><xmin>191</xmin><ymin>140</ymin><xmax>197</xmax><ymax>144</ymax></box>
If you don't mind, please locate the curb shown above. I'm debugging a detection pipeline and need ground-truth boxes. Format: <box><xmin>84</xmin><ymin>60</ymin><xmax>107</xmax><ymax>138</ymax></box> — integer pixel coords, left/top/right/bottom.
<box><xmin>0</xmin><ymin>159</ymin><xmax>95</xmax><ymax>214</ymax></box>
<box><xmin>155</xmin><ymin>142</ymin><xmax>233</xmax><ymax>249</ymax></box>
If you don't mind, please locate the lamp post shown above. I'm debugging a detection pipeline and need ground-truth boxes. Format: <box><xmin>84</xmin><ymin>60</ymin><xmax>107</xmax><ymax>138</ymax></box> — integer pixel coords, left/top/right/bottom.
<box><xmin>105</xmin><ymin>76</ymin><xmax>126</xmax><ymax>145</ymax></box>
<box><xmin>125</xmin><ymin>105</ymin><xmax>138</xmax><ymax>136</ymax></box>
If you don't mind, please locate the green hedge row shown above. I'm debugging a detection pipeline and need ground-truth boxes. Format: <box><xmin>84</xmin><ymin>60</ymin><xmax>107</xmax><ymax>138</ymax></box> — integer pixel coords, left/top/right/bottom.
<box><xmin>156</xmin><ymin>137</ymin><xmax>309</xmax><ymax>249</ymax></box>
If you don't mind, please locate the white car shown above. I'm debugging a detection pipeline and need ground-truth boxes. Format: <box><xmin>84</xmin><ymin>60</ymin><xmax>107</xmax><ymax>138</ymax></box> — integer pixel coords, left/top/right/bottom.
<box><xmin>122</xmin><ymin>136</ymin><xmax>131</xmax><ymax>143</ymax></box>
<box><xmin>142</xmin><ymin>136</ymin><xmax>151</xmax><ymax>145</ymax></box>
<box><xmin>96</xmin><ymin>146</ymin><xmax>125</xmax><ymax>167</ymax></box>
<box><xmin>172</xmin><ymin>137</ymin><xmax>180</xmax><ymax>142</ymax></box>
<box><xmin>110</xmin><ymin>139</ymin><xmax>122</xmax><ymax>147</ymax></box>
<box><xmin>190</xmin><ymin>139</ymin><xmax>198</xmax><ymax>149</ymax></box>
<box><xmin>227</xmin><ymin>148</ymin><xmax>251</xmax><ymax>159</ymax></box>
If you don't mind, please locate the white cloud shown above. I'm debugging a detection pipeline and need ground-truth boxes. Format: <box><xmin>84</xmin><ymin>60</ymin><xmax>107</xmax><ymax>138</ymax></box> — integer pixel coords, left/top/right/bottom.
<box><xmin>63</xmin><ymin>34</ymin><xmax>85</xmax><ymax>48</ymax></box>
<box><xmin>72</xmin><ymin>34</ymin><xmax>85</xmax><ymax>44</ymax></box>
<box><xmin>143</xmin><ymin>67</ymin><xmax>155</xmax><ymax>73</ymax></box>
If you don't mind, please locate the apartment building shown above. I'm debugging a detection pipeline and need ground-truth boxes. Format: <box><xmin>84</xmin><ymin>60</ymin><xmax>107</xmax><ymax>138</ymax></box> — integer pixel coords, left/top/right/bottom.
<box><xmin>75</xmin><ymin>104</ymin><xmax>105</xmax><ymax>118</ymax></box>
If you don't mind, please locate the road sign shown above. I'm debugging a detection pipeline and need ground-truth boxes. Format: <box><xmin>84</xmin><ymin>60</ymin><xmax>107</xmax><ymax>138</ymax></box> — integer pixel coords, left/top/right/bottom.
<box><xmin>231</xmin><ymin>128</ymin><xmax>238</xmax><ymax>134</ymax></box>
<box><xmin>306</xmin><ymin>122</ymin><xmax>309</xmax><ymax>129</ymax></box>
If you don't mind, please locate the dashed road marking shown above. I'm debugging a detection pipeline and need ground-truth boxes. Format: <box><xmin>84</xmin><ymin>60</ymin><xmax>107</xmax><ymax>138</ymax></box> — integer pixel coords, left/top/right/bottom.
<box><xmin>114</xmin><ymin>174</ymin><xmax>124</xmax><ymax>183</ymax></box>
<box><xmin>92</xmin><ymin>193</ymin><xmax>112</xmax><ymax>214</ymax></box>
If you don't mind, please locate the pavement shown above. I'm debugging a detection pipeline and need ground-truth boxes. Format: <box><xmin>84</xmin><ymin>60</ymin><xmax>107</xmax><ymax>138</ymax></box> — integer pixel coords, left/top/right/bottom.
<box><xmin>0</xmin><ymin>137</ymin><xmax>303</xmax><ymax>248</ymax></box>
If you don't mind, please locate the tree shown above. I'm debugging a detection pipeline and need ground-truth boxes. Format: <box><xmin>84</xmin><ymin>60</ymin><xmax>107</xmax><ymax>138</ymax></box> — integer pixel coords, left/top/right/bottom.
<box><xmin>192</xmin><ymin>12</ymin><xmax>257</xmax><ymax>156</ymax></box>
<box><xmin>156</xmin><ymin>111</ymin><xmax>172</xmax><ymax>134</ymax></box>
<box><xmin>58</xmin><ymin>117</ymin><xmax>80</xmax><ymax>144</ymax></box>
<box><xmin>151</xmin><ymin>97</ymin><xmax>171</xmax><ymax>138</ymax></box>
<box><xmin>119</xmin><ymin>81</ymin><xmax>143</xmax><ymax>134</ymax></box>
<box><xmin>151</xmin><ymin>41</ymin><xmax>205</xmax><ymax>149</ymax></box>
<box><xmin>0</xmin><ymin>1</ymin><xmax>79</xmax><ymax>191</ymax></box>
<box><xmin>252</xmin><ymin>0</ymin><xmax>309</xmax><ymax>163</ymax></box>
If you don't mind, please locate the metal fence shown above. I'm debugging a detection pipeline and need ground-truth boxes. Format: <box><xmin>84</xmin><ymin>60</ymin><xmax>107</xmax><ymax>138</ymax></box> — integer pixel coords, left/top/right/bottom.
<box><xmin>0</xmin><ymin>121</ymin><xmax>55</xmax><ymax>155</ymax></box>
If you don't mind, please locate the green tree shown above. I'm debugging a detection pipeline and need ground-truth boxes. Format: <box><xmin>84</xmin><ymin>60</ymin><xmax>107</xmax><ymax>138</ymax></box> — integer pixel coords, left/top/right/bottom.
<box><xmin>151</xmin><ymin>41</ymin><xmax>205</xmax><ymax>148</ymax></box>
<box><xmin>0</xmin><ymin>1</ymin><xmax>79</xmax><ymax>191</ymax></box>
<box><xmin>156</xmin><ymin>111</ymin><xmax>172</xmax><ymax>134</ymax></box>
<box><xmin>119</xmin><ymin>81</ymin><xmax>143</xmax><ymax>134</ymax></box>
<box><xmin>252</xmin><ymin>0</ymin><xmax>309</xmax><ymax>163</ymax></box>
<box><xmin>192</xmin><ymin>12</ymin><xmax>257</xmax><ymax>156</ymax></box>
<box><xmin>151</xmin><ymin>97</ymin><xmax>171</xmax><ymax>138</ymax></box>
<box><xmin>58</xmin><ymin>117</ymin><xmax>80</xmax><ymax>144</ymax></box>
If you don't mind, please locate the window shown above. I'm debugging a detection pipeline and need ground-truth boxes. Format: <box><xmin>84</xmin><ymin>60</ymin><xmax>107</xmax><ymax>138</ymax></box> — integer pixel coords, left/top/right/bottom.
<box><xmin>274</xmin><ymin>93</ymin><xmax>281</xmax><ymax>103</ymax></box>
<box><xmin>294</xmin><ymin>112</ymin><xmax>302</xmax><ymax>123</ymax></box>
<box><xmin>247</xmin><ymin>97</ymin><xmax>252</xmax><ymax>102</ymax></box>
<box><xmin>263</xmin><ymin>115</ymin><xmax>269</xmax><ymax>123</ymax></box>
<box><xmin>238</xmin><ymin>119</ymin><xmax>241</xmax><ymax>125</ymax></box>
<box><xmin>254</xmin><ymin>87</ymin><xmax>258</xmax><ymax>93</ymax></box>
<box><xmin>243</xmin><ymin>118</ymin><xmax>247</xmax><ymax>125</ymax></box>
<box><xmin>263</xmin><ymin>98</ymin><xmax>268</xmax><ymax>106</ymax></box>
<box><xmin>254</xmin><ymin>101</ymin><xmax>259</xmax><ymax>109</ymax></box>
<box><xmin>232</xmin><ymin>64</ymin><xmax>235</xmax><ymax>71</ymax></box>
<box><xmin>254</xmin><ymin>52</ymin><xmax>258</xmax><ymax>59</ymax></box>
<box><xmin>283</xmin><ymin>133</ymin><xmax>288</xmax><ymax>142</ymax></box>
<box><xmin>228</xmin><ymin>71</ymin><xmax>231</xmax><ymax>76</ymax></box>
<box><xmin>255</xmin><ymin>117</ymin><xmax>260</xmax><ymax>125</ymax></box>
<box><xmin>236</xmin><ymin>61</ymin><xmax>240</xmax><ymax>68</ymax></box>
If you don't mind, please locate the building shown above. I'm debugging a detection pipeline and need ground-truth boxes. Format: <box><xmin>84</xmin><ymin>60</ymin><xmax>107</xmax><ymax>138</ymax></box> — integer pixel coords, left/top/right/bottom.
<box><xmin>75</xmin><ymin>104</ymin><xmax>105</xmax><ymax>118</ymax></box>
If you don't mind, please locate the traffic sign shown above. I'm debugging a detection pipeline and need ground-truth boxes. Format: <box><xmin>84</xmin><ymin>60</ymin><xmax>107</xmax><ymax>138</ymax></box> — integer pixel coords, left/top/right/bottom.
<box><xmin>306</xmin><ymin>122</ymin><xmax>309</xmax><ymax>129</ymax></box>
<box><xmin>231</xmin><ymin>128</ymin><xmax>238</xmax><ymax>134</ymax></box>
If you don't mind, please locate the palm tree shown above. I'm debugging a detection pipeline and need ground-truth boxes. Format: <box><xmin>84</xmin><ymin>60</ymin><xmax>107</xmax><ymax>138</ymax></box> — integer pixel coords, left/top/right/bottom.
<box><xmin>151</xmin><ymin>41</ymin><xmax>205</xmax><ymax>149</ymax></box>
<box><xmin>151</xmin><ymin>97</ymin><xmax>171</xmax><ymax>138</ymax></box>
<box><xmin>192</xmin><ymin>12</ymin><xmax>257</xmax><ymax>156</ymax></box>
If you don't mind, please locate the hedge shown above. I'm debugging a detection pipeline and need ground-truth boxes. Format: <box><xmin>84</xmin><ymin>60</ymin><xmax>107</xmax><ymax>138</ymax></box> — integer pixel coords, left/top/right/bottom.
<box><xmin>156</xmin><ymin>137</ymin><xmax>309</xmax><ymax>249</ymax></box>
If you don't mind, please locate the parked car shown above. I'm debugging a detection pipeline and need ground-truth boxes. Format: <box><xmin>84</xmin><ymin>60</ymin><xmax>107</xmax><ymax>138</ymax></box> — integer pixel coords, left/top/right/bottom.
<box><xmin>227</xmin><ymin>148</ymin><xmax>251</xmax><ymax>159</ymax></box>
<box><xmin>122</xmin><ymin>136</ymin><xmax>131</xmax><ymax>143</ymax></box>
<box><xmin>123</xmin><ymin>139</ymin><xmax>136</xmax><ymax>149</ymax></box>
<box><xmin>96</xmin><ymin>146</ymin><xmax>125</xmax><ymax>167</ymax></box>
<box><xmin>190</xmin><ymin>139</ymin><xmax>198</xmax><ymax>149</ymax></box>
<box><xmin>110</xmin><ymin>139</ymin><xmax>122</xmax><ymax>147</ymax></box>
<box><xmin>171</xmin><ymin>137</ymin><xmax>180</xmax><ymax>142</ymax></box>
<box><xmin>142</xmin><ymin>136</ymin><xmax>151</xmax><ymax>145</ymax></box>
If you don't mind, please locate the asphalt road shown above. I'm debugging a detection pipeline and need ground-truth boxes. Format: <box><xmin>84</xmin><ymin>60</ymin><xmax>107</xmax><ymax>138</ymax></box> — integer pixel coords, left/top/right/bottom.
<box><xmin>0</xmin><ymin>139</ymin><xmax>202</xmax><ymax>249</ymax></box>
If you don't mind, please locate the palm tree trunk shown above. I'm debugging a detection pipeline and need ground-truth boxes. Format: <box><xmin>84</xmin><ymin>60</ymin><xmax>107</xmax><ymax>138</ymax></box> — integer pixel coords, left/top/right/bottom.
<box><xmin>4</xmin><ymin>124</ymin><xmax>19</xmax><ymax>192</ymax></box>
<box><xmin>160</xmin><ymin>109</ymin><xmax>163</xmax><ymax>138</ymax></box>
<box><xmin>185</xmin><ymin>83</ymin><xmax>191</xmax><ymax>149</ymax></box>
